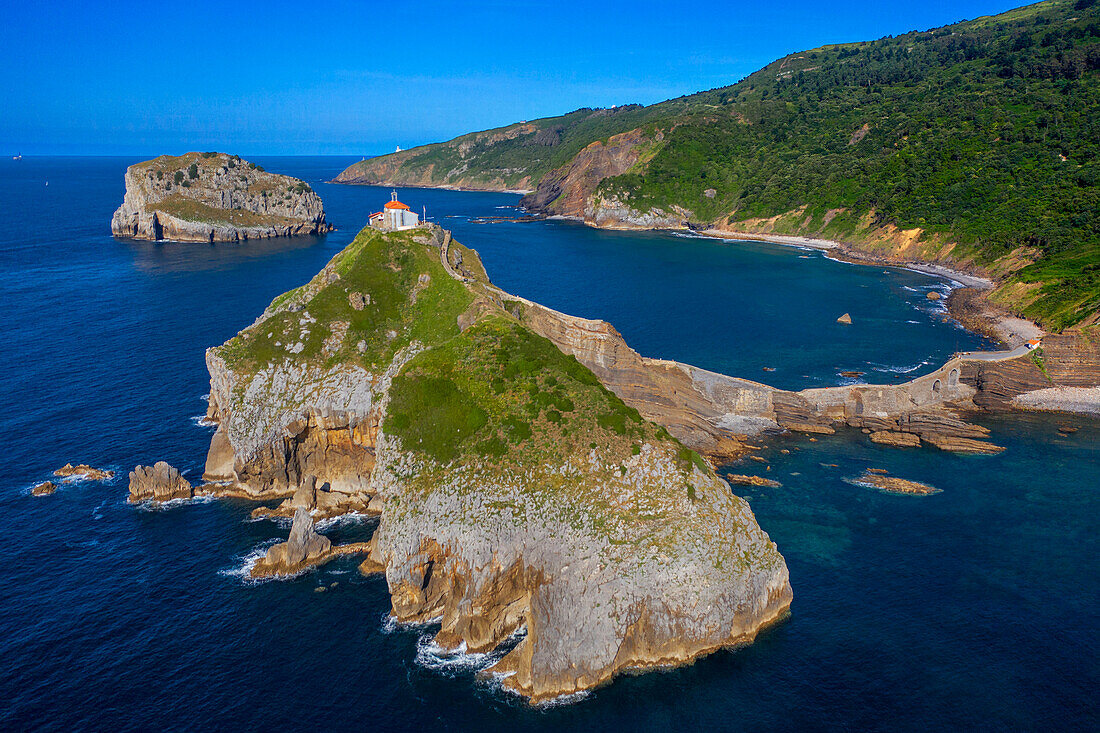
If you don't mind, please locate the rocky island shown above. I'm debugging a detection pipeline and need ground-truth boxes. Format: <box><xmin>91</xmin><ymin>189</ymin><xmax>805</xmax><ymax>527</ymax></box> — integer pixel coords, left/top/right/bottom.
<box><xmin>112</xmin><ymin>152</ymin><xmax>333</xmax><ymax>242</ymax></box>
<box><xmin>134</xmin><ymin>217</ymin><xmax>1098</xmax><ymax>702</ymax></box>
<box><xmin>191</xmin><ymin>224</ymin><xmax>791</xmax><ymax>702</ymax></box>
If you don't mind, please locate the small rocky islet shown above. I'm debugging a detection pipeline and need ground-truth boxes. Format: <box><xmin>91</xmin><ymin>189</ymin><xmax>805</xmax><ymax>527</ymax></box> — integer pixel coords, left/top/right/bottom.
<box><xmin>127</xmin><ymin>223</ymin><xmax>796</xmax><ymax>702</ymax></box>
<box><xmin>853</xmin><ymin>470</ymin><xmax>941</xmax><ymax>496</ymax></box>
<box><xmin>111</xmin><ymin>152</ymin><xmax>333</xmax><ymax>243</ymax></box>
<box><xmin>31</xmin><ymin>463</ymin><xmax>116</xmax><ymax>496</ymax></box>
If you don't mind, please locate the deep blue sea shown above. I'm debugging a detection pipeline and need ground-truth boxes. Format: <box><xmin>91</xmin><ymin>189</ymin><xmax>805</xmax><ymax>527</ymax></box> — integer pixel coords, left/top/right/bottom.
<box><xmin>1</xmin><ymin>156</ymin><xmax>1096</xmax><ymax>731</ymax></box>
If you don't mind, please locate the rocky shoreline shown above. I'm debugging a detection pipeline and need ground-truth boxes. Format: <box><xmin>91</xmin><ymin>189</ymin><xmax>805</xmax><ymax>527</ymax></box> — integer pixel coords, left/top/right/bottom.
<box><xmin>127</xmin><ymin>220</ymin><xmax>1099</xmax><ymax>704</ymax></box>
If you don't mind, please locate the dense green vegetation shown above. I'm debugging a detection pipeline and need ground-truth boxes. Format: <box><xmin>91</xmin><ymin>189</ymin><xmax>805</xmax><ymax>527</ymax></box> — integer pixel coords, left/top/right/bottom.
<box><xmin>387</xmin><ymin>316</ymin><xmax>659</xmax><ymax>466</ymax></box>
<box><xmin>344</xmin><ymin>0</ymin><xmax>1100</xmax><ymax>329</ymax></box>
<box><xmin>607</xmin><ymin>0</ymin><xmax>1100</xmax><ymax>328</ymax></box>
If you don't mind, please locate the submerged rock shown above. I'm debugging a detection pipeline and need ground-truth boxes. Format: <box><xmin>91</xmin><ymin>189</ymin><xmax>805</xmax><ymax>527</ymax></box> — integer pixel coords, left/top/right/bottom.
<box><xmin>128</xmin><ymin>462</ymin><xmax>193</xmax><ymax>502</ymax></box>
<box><xmin>855</xmin><ymin>470</ymin><xmax>940</xmax><ymax>496</ymax></box>
<box><xmin>31</xmin><ymin>481</ymin><xmax>57</xmax><ymax>496</ymax></box>
<box><xmin>54</xmin><ymin>464</ymin><xmax>115</xmax><ymax>481</ymax></box>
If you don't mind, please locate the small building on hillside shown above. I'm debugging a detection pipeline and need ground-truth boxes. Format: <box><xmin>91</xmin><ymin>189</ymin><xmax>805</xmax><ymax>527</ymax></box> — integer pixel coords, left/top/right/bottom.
<box><xmin>1026</xmin><ymin>338</ymin><xmax>1042</xmax><ymax>350</ymax></box>
<box><xmin>370</xmin><ymin>191</ymin><xmax>420</xmax><ymax>231</ymax></box>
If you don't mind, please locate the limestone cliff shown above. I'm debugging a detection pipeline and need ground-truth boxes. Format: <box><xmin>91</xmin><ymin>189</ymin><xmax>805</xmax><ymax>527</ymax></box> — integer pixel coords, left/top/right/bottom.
<box><xmin>517</xmin><ymin>128</ymin><xmax>680</xmax><ymax>227</ymax></box>
<box><xmin>202</xmin><ymin>224</ymin><xmax>790</xmax><ymax>702</ymax></box>
<box><xmin>111</xmin><ymin>152</ymin><xmax>333</xmax><ymax>242</ymax></box>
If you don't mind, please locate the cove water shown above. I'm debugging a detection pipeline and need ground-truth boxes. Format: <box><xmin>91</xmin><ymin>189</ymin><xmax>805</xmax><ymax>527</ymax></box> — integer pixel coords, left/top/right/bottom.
<box><xmin>1</xmin><ymin>157</ymin><xmax>1096</xmax><ymax>731</ymax></box>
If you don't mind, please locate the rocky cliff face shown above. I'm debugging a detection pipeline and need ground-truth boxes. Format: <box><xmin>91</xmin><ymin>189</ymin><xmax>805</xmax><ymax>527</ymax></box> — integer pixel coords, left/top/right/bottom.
<box><xmin>201</xmin><ymin>224</ymin><xmax>790</xmax><ymax>702</ymax></box>
<box><xmin>111</xmin><ymin>152</ymin><xmax>333</xmax><ymax>242</ymax></box>
<box><xmin>518</xmin><ymin>128</ymin><xmax>671</xmax><ymax>224</ymax></box>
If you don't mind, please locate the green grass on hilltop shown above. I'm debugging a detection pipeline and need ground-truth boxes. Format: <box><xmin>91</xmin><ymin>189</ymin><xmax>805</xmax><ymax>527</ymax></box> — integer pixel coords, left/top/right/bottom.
<box><xmin>217</xmin><ymin>228</ymin><xmax>474</xmax><ymax>373</ymax></box>
<box><xmin>386</xmin><ymin>316</ymin><xmax>658</xmax><ymax>467</ymax></box>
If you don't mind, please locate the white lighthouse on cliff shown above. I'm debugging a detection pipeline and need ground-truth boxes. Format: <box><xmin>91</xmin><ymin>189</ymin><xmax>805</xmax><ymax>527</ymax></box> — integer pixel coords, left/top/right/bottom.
<box><xmin>369</xmin><ymin>191</ymin><xmax>420</xmax><ymax>231</ymax></box>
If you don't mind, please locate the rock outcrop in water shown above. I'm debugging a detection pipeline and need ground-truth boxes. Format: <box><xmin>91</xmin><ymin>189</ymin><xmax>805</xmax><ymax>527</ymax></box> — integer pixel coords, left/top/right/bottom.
<box><xmin>54</xmin><ymin>464</ymin><xmax>115</xmax><ymax>481</ymax></box>
<box><xmin>251</xmin><ymin>508</ymin><xmax>330</xmax><ymax>577</ymax></box>
<box><xmin>854</xmin><ymin>470</ymin><xmax>940</xmax><ymax>496</ymax></box>
<box><xmin>200</xmin><ymin>224</ymin><xmax>791</xmax><ymax>702</ymax></box>
<box><xmin>111</xmin><ymin>152</ymin><xmax>333</xmax><ymax>243</ymax></box>
<box><xmin>128</xmin><ymin>462</ymin><xmax>193</xmax><ymax>502</ymax></box>
<box><xmin>32</xmin><ymin>481</ymin><xmax>56</xmax><ymax>496</ymax></box>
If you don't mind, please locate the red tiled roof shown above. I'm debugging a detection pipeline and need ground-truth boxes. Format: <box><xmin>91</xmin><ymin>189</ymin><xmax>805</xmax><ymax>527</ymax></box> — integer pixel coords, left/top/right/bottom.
<box><xmin>384</xmin><ymin>200</ymin><xmax>410</xmax><ymax>210</ymax></box>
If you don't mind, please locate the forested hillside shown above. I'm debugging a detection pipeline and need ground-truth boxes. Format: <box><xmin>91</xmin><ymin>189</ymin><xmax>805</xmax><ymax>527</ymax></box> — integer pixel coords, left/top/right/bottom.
<box><xmin>337</xmin><ymin>1</ymin><xmax>1100</xmax><ymax>330</ymax></box>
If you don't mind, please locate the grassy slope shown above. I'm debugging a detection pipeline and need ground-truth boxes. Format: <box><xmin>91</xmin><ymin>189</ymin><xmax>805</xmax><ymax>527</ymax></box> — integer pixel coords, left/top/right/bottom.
<box><xmin>217</xmin><ymin>228</ymin><xmax>473</xmax><ymax>374</ymax></box>
<box><xmin>339</xmin><ymin>0</ymin><xmax>1100</xmax><ymax>330</ymax></box>
<box><xmin>214</xmin><ymin>227</ymin><xmax>704</xmax><ymax>492</ymax></box>
<box><xmin>336</xmin><ymin>105</ymin><xmax>671</xmax><ymax>190</ymax></box>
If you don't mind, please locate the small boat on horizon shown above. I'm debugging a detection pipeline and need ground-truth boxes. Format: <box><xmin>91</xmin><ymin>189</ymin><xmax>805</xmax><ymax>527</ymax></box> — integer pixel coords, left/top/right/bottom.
<box><xmin>13</xmin><ymin>153</ymin><xmax>22</xmax><ymax>160</ymax></box>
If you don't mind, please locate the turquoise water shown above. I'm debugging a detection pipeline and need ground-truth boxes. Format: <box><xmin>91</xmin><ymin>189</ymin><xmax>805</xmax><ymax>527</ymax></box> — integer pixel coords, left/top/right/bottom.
<box><xmin>1</xmin><ymin>157</ymin><xmax>1096</xmax><ymax>730</ymax></box>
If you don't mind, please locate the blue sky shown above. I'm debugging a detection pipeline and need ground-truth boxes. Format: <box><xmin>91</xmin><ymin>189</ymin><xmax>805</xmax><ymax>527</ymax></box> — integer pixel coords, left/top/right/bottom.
<box><xmin>2</xmin><ymin>0</ymin><xmax>1028</xmax><ymax>156</ymax></box>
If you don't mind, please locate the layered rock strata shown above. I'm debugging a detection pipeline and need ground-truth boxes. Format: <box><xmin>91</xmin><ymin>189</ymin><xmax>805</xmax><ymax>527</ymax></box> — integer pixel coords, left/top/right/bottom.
<box><xmin>112</xmin><ymin>152</ymin><xmax>333</xmax><ymax>242</ymax></box>
<box><xmin>199</xmin><ymin>225</ymin><xmax>791</xmax><ymax>702</ymax></box>
<box><xmin>128</xmin><ymin>462</ymin><xmax>193</xmax><ymax>502</ymax></box>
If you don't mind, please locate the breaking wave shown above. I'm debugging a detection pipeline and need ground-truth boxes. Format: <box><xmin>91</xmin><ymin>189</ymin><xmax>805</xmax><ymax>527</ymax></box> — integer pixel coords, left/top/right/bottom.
<box><xmin>670</xmin><ymin>231</ymin><xmax>724</xmax><ymax>242</ymax></box>
<box><xmin>218</xmin><ymin>539</ymin><xmax>282</xmax><ymax>584</ymax></box>
<box><xmin>415</xmin><ymin>625</ymin><xmax>528</xmax><ymax>677</ymax></box>
<box><xmin>867</xmin><ymin>360</ymin><xmax>929</xmax><ymax>374</ymax></box>
<box><xmin>315</xmin><ymin>512</ymin><xmax>375</xmax><ymax>532</ymax></box>
<box><xmin>380</xmin><ymin>612</ymin><xmax>443</xmax><ymax>634</ymax></box>
<box><xmin>136</xmin><ymin>493</ymin><xmax>217</xmax><ymax>512</ymax></box>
